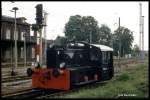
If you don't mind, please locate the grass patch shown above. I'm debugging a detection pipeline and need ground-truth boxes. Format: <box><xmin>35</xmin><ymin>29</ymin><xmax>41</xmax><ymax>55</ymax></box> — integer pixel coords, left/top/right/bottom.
<box><xmin>116</xmin><ymin>72</ymin><xmax>130</xmax><ymax>81</ymax></box>
<box><xmin>48</xmin><ymin>60</ymin><xmax>148</xmax><ymax>98</ymax></box>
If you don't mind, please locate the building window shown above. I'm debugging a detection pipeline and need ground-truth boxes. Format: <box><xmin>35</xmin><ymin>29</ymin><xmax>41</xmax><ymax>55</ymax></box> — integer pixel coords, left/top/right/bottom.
<box><xmin>22</xmin><ymin>19</ymin><xmax>25</xmax><ymax>23</ymax></box>
<box><xmin>102</xmin><ymin>52</ymin><xmax>111</xmax><ymax>64</ymax></box>
<box><xmin>6</xmin><ymin>29</ymin><xmax>11</xmax><ymax>39</ymax></box>
<box><xmin>32</xmin><ymin>47</ymin><xmax>35</xmax><ymax>58</ymax></box>
<box><xmin>21</xmin><ymin>32</ymin><xmax>24</xmax><ymax>40</ymax></box>
<box><xmin>5</xmin><ymin>49</ymin><xmax>10</xmax><ymax>59</ymax></box>
<box><xmin>21</xmin><ymin>47</ymin><xmax>24</xmax><ymax>58</ymax></box>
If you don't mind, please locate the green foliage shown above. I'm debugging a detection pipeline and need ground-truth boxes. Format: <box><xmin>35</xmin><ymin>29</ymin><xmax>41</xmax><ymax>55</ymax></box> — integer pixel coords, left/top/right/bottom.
<box><xmin>64</xmin><ymin>15</ymin><xmax>99</xmax><ymax>43</ymax></box>
<box><xmin>98</xmin><ymin>24</ymin><xmax>112</xmax><ymax>46</ymax></box>
<box><xmin>64</xmin><ymin>14</ymin><xmax>134</xmax><ymax>54</ymax></box>
<box><xmin>54</xmin><ymin>36</ymin><xmax>68</xmax><ymax>46</ymax></box>
<box><xmin>113</xmin><ymin>27</ymin><xmax>134</xmax><ymax>57</ymax></box>
<box><xmin>132</xmin><ymin>44</ymin><xmax>140</xmax><ymax>57</ymax></box>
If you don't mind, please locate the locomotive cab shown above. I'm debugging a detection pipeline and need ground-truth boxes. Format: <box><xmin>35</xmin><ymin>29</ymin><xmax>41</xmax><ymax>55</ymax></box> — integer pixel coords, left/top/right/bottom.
<box><xmin>92</xmin><ymin>44</ymin><xmax>114</xmax><ymax>80</ymax></box>
<box><xmin>30</xmin><ymin>42</ymin><xmax>113</xmax><ymax>90</ymax></box>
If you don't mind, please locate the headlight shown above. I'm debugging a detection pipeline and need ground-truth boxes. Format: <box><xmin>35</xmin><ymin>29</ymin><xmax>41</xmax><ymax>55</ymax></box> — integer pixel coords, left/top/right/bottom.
<box><xmin>59</xmin><ymin>62</ymin><xmax>66</xmax><ymax>69</ymax></box>
<box><xmin>34</xmin><ymin>62</ymin><xmax>40</xmax><ymax>68</ymax></box>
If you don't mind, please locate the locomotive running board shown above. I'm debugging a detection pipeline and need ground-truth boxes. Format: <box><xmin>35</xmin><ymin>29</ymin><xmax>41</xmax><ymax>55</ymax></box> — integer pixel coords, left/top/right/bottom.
<box><xmin>73</xmin><ymin>80</ymin><xmax>98</xmax><ymax>86</ymax></box>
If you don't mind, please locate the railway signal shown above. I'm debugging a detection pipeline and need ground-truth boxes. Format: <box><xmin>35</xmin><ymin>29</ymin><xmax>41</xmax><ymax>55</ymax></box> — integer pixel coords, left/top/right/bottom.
<box><xmin>32</xmin><ymin>4</ymin><xmax>44</xmax><ymax>66</ymax></box>
<box><xmin>35</xmin><ymin>4</ymin><xmax>43</xmax><ymax>26</ymax></box>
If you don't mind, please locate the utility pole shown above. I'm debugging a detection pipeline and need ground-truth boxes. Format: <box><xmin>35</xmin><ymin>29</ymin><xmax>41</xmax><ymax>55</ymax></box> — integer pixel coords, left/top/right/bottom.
<box><xmin>32</xmin><ymin>24</ymin><xmax>38</xmax><ymax>64</ymax></box>
<box><xmin>139</xmin><ymin>3</ymin><xmax>142</xmax><ymax>61</ymax></box>
<box><xmin>119</xmin><ymin>17</ymin><xmax>121</xmax><ymax>58</ymax></box>
<box><xmin>11</xmin><ymin>7</ymin><xmax>18</xmax><ymax>76</ymax></box>
<box><xmin>139</xmin><ymin>3</ymin><xmax>144</xmax><ymax>62</ymax></box>
<box><xmin>43</xmin><ymin>11</ymin><xmax>48</xmax><ymax>65</ymax></box>
<box><xmin>90</xmin><ymin>31</ymin><xmax>92</xmax><ymax>44</ymax></box>
<box><xmin>119</xmin><ymin>17</ymin><xmax>121</xmax><ymax>67</ymax></box>
<box><xmin>90</xmin><ymin>26</ymin><xmax>92</xmax><ymax>44</ymax></box>
<box><xmin>111</xmin><ymin>35</ymin><xmax>114</xmax><ymax>49</ymax></box>
<box><xmin>39</xmin><ymin>28</ymin><xmax>43</xmax><ymax>64</ymax></box>
<box><xmin>141</xmin><ymin>16</ymin><xmax>145</xmax><ymax>61</ymax></box>
<box><xmin>24</xmin><ymin>32</ymin><xmax>26</xmax><ymax>68</ymax></box>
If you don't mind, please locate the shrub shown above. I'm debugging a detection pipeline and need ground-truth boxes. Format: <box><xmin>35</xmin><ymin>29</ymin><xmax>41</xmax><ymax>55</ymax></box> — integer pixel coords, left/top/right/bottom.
<box><xmin>117</xmin><ymin>73</ymin><xmax>130</xmax><ymax>81</ymax></box>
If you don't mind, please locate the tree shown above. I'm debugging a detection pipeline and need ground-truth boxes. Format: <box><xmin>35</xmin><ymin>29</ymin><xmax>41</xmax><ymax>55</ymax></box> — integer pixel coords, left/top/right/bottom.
<box><xmin>55</xmin><ymin>36</ymin><xmax>67</xmax><ymax>46</ymax></box>
<box><xmin>113</xmin><ymin>26</ymin><xmax>134</xmax><ymax>57</ymax></box>
<box><xmin>64</xmin><ymin>15</ymin><xmax>99</xmax><ymax>43</ymax></box>
<box><xmin>98</xmin><ymin>24</ymin><xmax>112</xmax><ymax>46</ymax></box>
<box><xmin>132</xmin><ymin>44</ymin><xmax>140</xmax><ymax>57</ymax></box>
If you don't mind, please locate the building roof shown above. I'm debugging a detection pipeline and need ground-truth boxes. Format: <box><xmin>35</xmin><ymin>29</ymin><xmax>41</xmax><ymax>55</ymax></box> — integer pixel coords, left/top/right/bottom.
<box><xmin>2</xmin><ymin>15</ymin><xmax>30</xmax><ymax>26</ymax></box>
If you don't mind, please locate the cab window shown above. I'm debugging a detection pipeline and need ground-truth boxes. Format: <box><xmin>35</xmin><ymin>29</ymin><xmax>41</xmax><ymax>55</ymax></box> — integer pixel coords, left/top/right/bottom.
<box><xmin>102</xmin><ymin>51</ymin><xmax>110</xmax><ymax>64</ymax></box>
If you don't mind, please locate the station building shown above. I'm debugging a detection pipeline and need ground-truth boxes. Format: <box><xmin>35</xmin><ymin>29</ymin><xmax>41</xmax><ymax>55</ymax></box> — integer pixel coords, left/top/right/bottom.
<box><xmin>1</xmin><ymin>15</ymin><xmax>48</xmax><ymax>67</ymax></box>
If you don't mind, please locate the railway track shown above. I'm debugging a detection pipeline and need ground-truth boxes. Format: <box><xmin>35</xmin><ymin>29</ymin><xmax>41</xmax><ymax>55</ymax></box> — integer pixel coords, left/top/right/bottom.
<box><xmin>2</xmin><ymin>87</ymin><xmax>65</xmax><ymax>99</ymax></box>
<box><xmin>2</xmin><ymin>75</ymin><xmax>31</xmax><ymax>83</ymax></box>
<box><xmin>2</xmin><ymin>89</ymin><xmax>41</xmax><ymax>98</ymax></box>
<box><xmin>2</xmin><ymin>81</ymin><xmax>109</xmax><ymax>99</ymax></box>
<box><xmin>2</xmin><ymin>79</ymin><xmax>31</xmax><ymax>88</ymax></box>
<box><xmin>1</xmin><ymin>72</ymin><xmax>126</xmax><ymax>98</ymax></box>
<box><xmin>36</xmin><ymin>80</ymin><xmax>110</xmax><ymax>98</ymax></box>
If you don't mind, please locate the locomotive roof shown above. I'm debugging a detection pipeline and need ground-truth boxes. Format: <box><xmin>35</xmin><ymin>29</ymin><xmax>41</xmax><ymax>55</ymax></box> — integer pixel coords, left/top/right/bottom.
<box><xmin>49</xmin><ymin>42</ymin><xmax>113</xmax><ymax>51</ymax></box>
<box><xmin>91</xmin><ymin>44</ymin><xmax>113</xmax><ymax>51</ymax></box>
<box><xmin>66</xmin><ymin>42</ymin><xmax>113</xmax><ymax>51</ymax></box>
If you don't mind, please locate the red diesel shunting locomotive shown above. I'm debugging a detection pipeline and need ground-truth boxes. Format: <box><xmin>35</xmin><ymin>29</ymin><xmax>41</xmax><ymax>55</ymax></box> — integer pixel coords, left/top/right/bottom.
<box><xmin>27</xmin><ymin>41</ymin><xmax>114</xmax><ymax>90</ymax></box>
